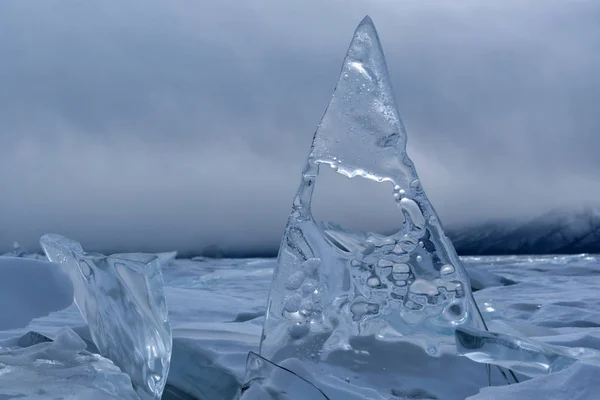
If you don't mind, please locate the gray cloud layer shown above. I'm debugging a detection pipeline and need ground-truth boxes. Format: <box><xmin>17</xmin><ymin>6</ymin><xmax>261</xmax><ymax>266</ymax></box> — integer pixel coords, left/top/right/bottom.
<box><xmin>1</xmin><ymin>0</ymin><xmax>599</xmax><ymax>255</ymax></box>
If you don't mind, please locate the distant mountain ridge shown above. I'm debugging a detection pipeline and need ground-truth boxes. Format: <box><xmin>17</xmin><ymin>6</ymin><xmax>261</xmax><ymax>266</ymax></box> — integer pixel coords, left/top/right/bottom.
<box><xmin>448</xmin><ymin>205</ymin><xmax>600</xmax><ymax>255</ymax></box>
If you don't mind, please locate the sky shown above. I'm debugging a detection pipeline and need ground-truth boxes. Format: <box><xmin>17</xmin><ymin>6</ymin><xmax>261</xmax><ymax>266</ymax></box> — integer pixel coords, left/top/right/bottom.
<box><xmin>1</xmin><ymin>0</ymin><xmax>599</xmax><ymax>256</ymax></box>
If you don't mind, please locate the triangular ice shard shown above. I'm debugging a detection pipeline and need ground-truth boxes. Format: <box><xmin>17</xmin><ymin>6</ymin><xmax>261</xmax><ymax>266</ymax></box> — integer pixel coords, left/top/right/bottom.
<box><xmin>259</xmin><ymin>16</ymin><xmax>515</xmax><ymax>399</ymax></box>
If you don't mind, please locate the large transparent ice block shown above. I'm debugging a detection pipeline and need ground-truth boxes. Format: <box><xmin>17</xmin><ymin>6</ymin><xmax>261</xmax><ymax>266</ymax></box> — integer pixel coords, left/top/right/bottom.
<box><xmin>40</xmin><ymin>234</ymin><xmax>172</xmax><ymax>400</ymax></box>
<box><xmin>259</xmin><ymin>16</ymin><xmax>515</xmax><ymax>399</ymax></box>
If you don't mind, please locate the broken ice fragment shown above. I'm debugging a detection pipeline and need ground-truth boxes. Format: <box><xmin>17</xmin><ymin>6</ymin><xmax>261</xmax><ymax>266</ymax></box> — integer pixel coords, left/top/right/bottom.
<box><xmin>259</xmin><ymin>15</ymin><xmax>515</xmax><ymax>399</ymax></box>
<box><xmin>1</xmin><ymin>241</ymin><xmax>46</xmax><ymax>259</ymax></box>
<box><xmin>0</xmin><ymin>328</ymin><xmax>139</xmax><ymax>399</ymax></box>
<box><xmin>40</xmin><ymin>234</ymin><xmax>172</xmax><ymax>400</ymax></box>
<box><xmin>456</xmin><ymin>326</ymin><xmax>600</xmax><ymax>377</ymax></box>
<box><xmin>409</xmin><ymin>278</ymin><xmax>440</xmax><ymax>296</ymax></box>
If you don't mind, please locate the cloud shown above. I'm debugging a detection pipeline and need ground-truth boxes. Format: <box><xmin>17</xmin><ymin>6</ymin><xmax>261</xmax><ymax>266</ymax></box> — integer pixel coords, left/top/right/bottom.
<box><xmin>0</xmin><ymin>0</ymin><xmax>599</xmax><ymax>255</ymax></box>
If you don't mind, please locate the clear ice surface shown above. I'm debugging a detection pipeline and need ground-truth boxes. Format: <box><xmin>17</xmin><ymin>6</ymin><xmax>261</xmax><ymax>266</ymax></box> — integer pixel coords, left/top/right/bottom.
<box><xmin>239</xmin><ymin>352</ymin><xmax>329</xmax><ymax>399</ymax></box>
<box><xmin>0</xmin><ymin>257</ymin><xmax>73</xmax><ymax>330</ymax></box>
<box><xmin>0</xmin><ymin>328</ymin><xmax>139</xmax><ymax>399</ymax></box>
<box><xmin>259</xmin><ymin>16</ymin><xmax>515</xmax><ymax>399</ymax></box>
<box><xmin>40</xmin><ymin>234</ymin><xmax>172</xmax><ymax>400</ymax></box>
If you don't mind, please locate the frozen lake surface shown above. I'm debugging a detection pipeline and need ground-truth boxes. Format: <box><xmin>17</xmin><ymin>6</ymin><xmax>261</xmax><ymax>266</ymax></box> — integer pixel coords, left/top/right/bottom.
<box><xmin>1</xmin><ymin>253</ymin><xmax>600</xmax><ymax>399</ymax></box>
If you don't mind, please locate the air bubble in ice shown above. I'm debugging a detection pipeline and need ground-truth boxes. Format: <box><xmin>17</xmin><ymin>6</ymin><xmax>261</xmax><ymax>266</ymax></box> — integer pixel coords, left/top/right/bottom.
<box><xmin>378</xmin><ymin>259</ymin><xmax>394</xmax><ymax>268</ymax></box>
<box><xmin>409</xmin><ymin>279</ymin><xmax>440</xmax><ymax>296</ymax></box>
<box><xmin>284</xmin><ymin>295</ymin><xmax>302</xmax><ymax>313</ymax></box>
<box><xmin>399</xmin><ymin>198</ymin><xmax>425</xmax><ymax>229</ymax></box>
<box><xmin>392</xmin><ymin>263</ymin><xmax>410</xmax><ymax>273</ymax></box>
<box><xmin>301</xmin><ymin>258</ymin><xmax>321</xmax><ymax>276</ymax></box>
<box><xmin>440</xmin><ymin>264</ymin><xmax>455</xmax><ymax>275</ymax></box>
<box><xmin>427</xmin><ymin>345</ymin><xmax>438</xmax><ymax>356</ymax></box>
<box><xmin>285</xmin><ymin>271</ymin><xmax>306</xmax><ymax>290</ymax></box>
<box><xmin>350</xmin><ymin>301</ymin><xmax>380</xmax><ymax>320</ymax></box>
<box><xmin>301</xmin><ymin>280</ymin><xmax>317</xmax><ymax>295</ymax></box>
<box><xmin>367</xmin><ymin>276</ymin><xmax>382</xmax><ymax>288</ymax></box>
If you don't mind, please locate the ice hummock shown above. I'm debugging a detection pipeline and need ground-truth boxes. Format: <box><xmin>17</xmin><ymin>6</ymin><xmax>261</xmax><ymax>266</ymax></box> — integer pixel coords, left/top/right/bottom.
<box><xmin>0</xmin><ymin>328</ymin><xmax>139</xmax><ymax>399</ymax></box>
<box><xmin>258</xmin><ymin>16</ymin><xmax>516</xmax><ymax>399</ymax></box>
<box><xmin>40</xmin><ymin>234</ymin><xmax>172</xmax><ymax>400</ymax></box>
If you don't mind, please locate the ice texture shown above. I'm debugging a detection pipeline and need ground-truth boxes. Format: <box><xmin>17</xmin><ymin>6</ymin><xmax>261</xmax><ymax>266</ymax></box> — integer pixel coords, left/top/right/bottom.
<box><xmin>259</xmin><ymin>16</ymin><xmax>515</xmax><ymax>398</ymax></box>
<box><xmin>0</xmin><ymin>328</ymin><xmax>139</xmax><ymax>399</ymax></box>
<box><xmin>240</xmin><ymin>352</ymin><xmax>329</xmax><ymax>399</ymax></box>
<box><xmin>456</xmin><ymin>326</ymin><xmax>600</xmax><ymax>376</ymax></box>
<box><xmin>321</xmin><ymin>222</ymin><xmax>517</xmax><ymax>292</ymax></box>
<box><xmin>74</xmin><ymin>324</ymin><xmax>242</xmax><ymax>400</ymax></box>
<box><xmin>467</xmin><ymin>361</ymin><xmax>600</xmax><ymax>400</ymax></box>
<box><xmin>40</xmin><ymin>234</ymin><xmax>172</xmax><ymax>400</ymax></box>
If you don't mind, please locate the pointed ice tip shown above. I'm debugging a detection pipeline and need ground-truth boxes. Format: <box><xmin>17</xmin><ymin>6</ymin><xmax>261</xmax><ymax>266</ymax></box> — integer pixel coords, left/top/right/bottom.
<box><xmin>40</xmin><ymin>233</ymin><xmax>83</xmax><ymax>255</ymax></box>
<box><xmin>307</xmin><ymin>9</ymin><xmax>402</xmax><ymax>181</ymax></box>
<box><xmin>346</xmin><ymin>15</ymin><xmax>384</xmax><ymax>65</ymax></box>
<box><xmin>359</xmin><ymin>15</ymin><xmax>374</xmax><ymax>27</ymax></box>
<box><xmin>354</xmin><ymin>15</ymin><xmax>378</xmax><ymax>37</ymax></box>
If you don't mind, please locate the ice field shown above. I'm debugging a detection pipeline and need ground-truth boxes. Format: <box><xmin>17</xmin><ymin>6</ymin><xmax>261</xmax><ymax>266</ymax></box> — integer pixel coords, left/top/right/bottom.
<box><xmin>1</xmin><ymin>15</ymin><xmax>599</xmax><ymax>400</ymax></box>
<box><xmin>1</xmin><ymin>254</ymin><xmax>600</xmax><ymax>399</ymax></box>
